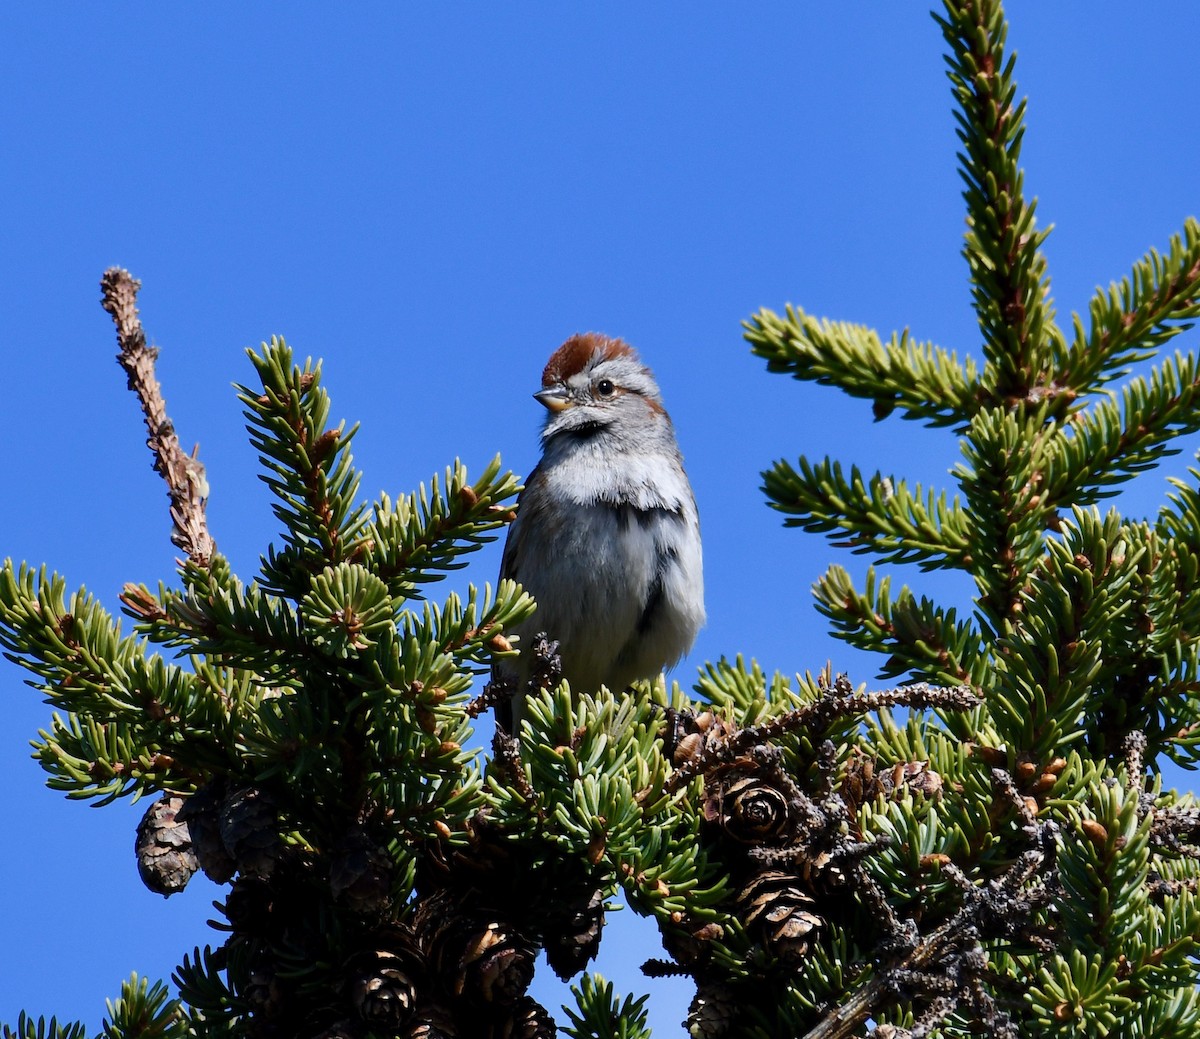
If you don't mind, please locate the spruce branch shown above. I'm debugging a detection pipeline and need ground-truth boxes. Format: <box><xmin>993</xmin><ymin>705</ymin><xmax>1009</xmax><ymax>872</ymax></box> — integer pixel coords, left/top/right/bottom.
<box><xmin>1056</xmin><ymin>772</ymin><xmax>1154</xmax><ymax>991</ymax></box>
<box><xmin>241</xmin><ymin>339</ymin><xmax>368</xmax><ymax>597</ymax></box>
<box><xmin>813</xmin><ymin>566</ymin><xmax>984</xmax><ymax>685</ymax></box>
<box><xmin>1045</xmin><ymin>350</ymin><xmax>1200</xmax><ymax>508</ymax></box>
<box><xmin>936</xmin><ymin>0</ymin><xmax>1063</xmax><ymax>407</ymax></box>
<box><xmin>101</xmin><ymin>974</ymin><xmax>186</xmax><ymax>1039</ymax></box>
<box><xmin>1122</xmin><ymin>731</ymin><xmax>1148</xmax><ymax>802</ymax></box>
<box><xmin>762</xmin><ymin>459</ymin><xmax>972</xmax><ymax>571</ymax></box>
<box><xmin>564</xmin><ymin>974</ymin><xmax>652</xmax><ymax>1039</ymax></box>
<box><xmin>468</xmin><ymin>671</ymin><xmax>517</xmax><ymax>720</ymax></box>
<box><xmin>988</xmin><ymin>766</ymin><xmax>1038</xmax><ymax>841</ymax></box>
<box><xmin>992</xmin><ymin>507</ymin><xmax>1163</xmax><ymax>763</ymax></box>
<box><xmin>0</xmin><ymin>1015</ymin><xmax>88</xmax><ymax>1039</ymax></box>
<box><xmin>361</xmin><ymin>457</ymin><xmax>523</xmax><ymax>600</ymax></box>
<box><xmin>100</xmin><ymin>268</ymin><xmax>215</xmax><ymax>567</ymax></box>
<box><xmin>744</xmin><ymin>306</ymin><xmax>980</xmax><ymax>429</ymax></box>
<box><xmin>1063</xmin><ymin>218</ymin><xmax>1200</xmax><ymax>397</ymax></box>
<box><xmin>121</xmin><ymin>563</ymin><xmax>304</xmax><ymax>676</ymax></box>
<box><xmin>956</xmin><ymin>408</ymin><xmax>1050</xmax><ymax>626</ymax></box>
<box><xmin>0</xmin><ymin>564</ymin><xmax>223</xmax><ymax>803</ymax></box>
<box><xmin>1149</xmin><ymin>800</ymin><xmax>1200</xmax><ymax>860</ymax></box>
<box><xmin>1158</xmin><ymin>465</ymin><xmax>1200</xmax><ymax>555</ymax></box>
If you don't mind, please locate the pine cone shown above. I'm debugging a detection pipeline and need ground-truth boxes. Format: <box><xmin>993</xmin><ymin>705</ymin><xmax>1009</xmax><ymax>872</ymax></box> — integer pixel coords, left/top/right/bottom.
<box><xmin>221</xmin><ymin>786</ymin><xmax>283</xmax><ymax>877</ymax></box>
<box><xmin>458</xmin><ymin>921</ymin><xmax>536</xmax><ymax>1005</ymax></box>
<box><xmin>542</xmin><ymin>885</ymin><xmax>605</xmax><ymax>979</ymax></box>
<box><xmin>703</xmin><ymin>764</ymin><xmax>797</xmax><ymax>845</ymax></box>
<box><xmin>841</xmin><ymin>753</ymin><xmax>942</xmax><ymax>818</ymax></box>
<box><xmin>664</xmin><ymin>709</ymin><xmax>735</xmax><ymax>768</ymax></box>
<box><xmin>422</xmin><ymin>811</ymin><xmax>523</xmax><ymax>904</ymax></box>
<box><xmin>417</xmin><ymin>890</ymin><xmax>536</xmax><ymax>1006</ymax></box>
<box><xmin>330</xmin><ymin>829</ymin><xmax>394</xmax><ymax>915</ymax></box>
<box><xmin>661</xmin><ymin>917</ymin><xmax>724</xmax><ymax>969</ymax></box>
<box><xmin>220</xmin><ymin>874</ymin><xmax>277</xmax><ymax>936</ymax></box>
<box><xmin>406</xmin><ymin>1003</ymin><xmax>455</xmax><ymax>1039</ymax></box>
<box><xmin>177</xmin><ymin>782</ymin><xmax>236</xmax><ymax>883</ymax></box>
<box><xmin>350</xmin><ymin>949</ymin><xmax>419</xmax><ymax>1030</ymax></box>
<box><xmin>686</xmin><ymin>981</ymin><xmax>737</xmax><ymax>1039</ymax></box>
<box><xmin>899</xmin><ymin>760</ymin><xmax>943</xmax><ymax>799</ymax></box>
<box><xmin>478</xmin><ymin>995</ymin><xmax>557</xmax><ymax>1039</ymax></box>
<box><xmin>793</xmin><ymin>847</ymin><xmax>846</xmax><ymax>890</ymax></box>
<box><xmin>244</xmin><ymin>965</ymin><xmax>284</xmax><ymax>1017</ymax></box>
<box><xmin>135</xmin><ymin>795</ymin><xmax>199</xmax><ymax>895</ymax></box>
<box><xmin>839</xmin><ymin>752</ymin><xmax>879</xmax><ymax>818</ymax></box>
<box><xmin>736</xmin><ymin>869</ymin><xmax>823</xmax><ymax>962</ymax></box>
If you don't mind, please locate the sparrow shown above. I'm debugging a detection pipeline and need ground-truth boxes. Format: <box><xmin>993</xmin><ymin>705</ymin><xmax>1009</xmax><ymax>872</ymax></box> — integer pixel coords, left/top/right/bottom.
<box><xmin>495</xmin><ymin>333</ymin><xmax>704</xmax><ymax>728</ymax></box>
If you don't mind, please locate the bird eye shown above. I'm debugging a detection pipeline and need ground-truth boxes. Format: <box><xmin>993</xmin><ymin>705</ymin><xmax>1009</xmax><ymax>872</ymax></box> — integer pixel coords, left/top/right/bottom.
<box><xmin>596</xmin><ymin>378</ymin><xmax>615</xmax><ymax>398</ymax></box>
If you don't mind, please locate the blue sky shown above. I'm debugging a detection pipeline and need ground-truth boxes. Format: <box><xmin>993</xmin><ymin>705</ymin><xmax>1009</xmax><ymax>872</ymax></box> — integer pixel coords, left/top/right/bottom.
<box><xmin>3</xmin><ymin>4</ymin><xmax>1199</xmax><ymax>1034</ymax></box>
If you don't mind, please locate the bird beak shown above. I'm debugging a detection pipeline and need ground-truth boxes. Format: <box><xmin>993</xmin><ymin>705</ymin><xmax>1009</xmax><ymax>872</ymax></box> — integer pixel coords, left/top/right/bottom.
<box><xmin>534</xmin><ymin>388</ymin><xmax>571</xmax><ymax>413</ymax></box>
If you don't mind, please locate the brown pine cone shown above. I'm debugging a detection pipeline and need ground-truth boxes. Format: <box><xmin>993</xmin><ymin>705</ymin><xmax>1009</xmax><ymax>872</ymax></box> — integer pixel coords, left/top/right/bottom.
<box><xmin>135</xmin><ymin>795</ymin><xmax>198</xmax><ymax>895</ymax></box>
<box><xmin>841</xmin><ymin>752</ymin><xmax>942</xmax><ymax>818</ymax></box>
<box><xmin>406</xmin><ymin>1002</ymin><xmax>455</xmax><ymax>1039</ymax></box>
<box><xmin>220</xmin><ymin>786</ymin><xmax>283</xmax><ymax>877</ymax></box>
<box><xmin>177</xmin><ymin>782</ymin><xmax>236</xmax><ymax>883</ymax></box>
<box><xmin>736</xmin><ymin>869</ymin><xmax>823</xmax><ymax>962</ymax></box>
<box><xmin>542</xmin><ymin>885</ymin><xmax>605</xmax><ymax>979</ymax></box>
<box><xmin>220</xmin><ymin>874</ymin><xmax>276</xmax><ymax>935</ymax></box>
<box><xmin>330</xmin><ymin>829</ymin><xmax>395</xmax><ymax>915</ymax></box>
<box><xmin>477</xmin><ymin>995</ymin><xmax>557</xmax><ymax>1039</ymax></box>
<box><xmin>350</xmin><ymin>949</ymin><xmax>419</xmax><ymax>1031</ymax></box>
<box><xmin>686</xmin><ymin>981</ymin><xmax>738</xmax><ymax>1039</ymax></box>
<box><xmin>703</xmin><ymin>763</ymin><xmax>798</xmax><ymax>845</ymax></box>
<box><xmin>664</xmin><ymin>709</ymin><xmax>735</xmax><ymax>769</ymax></box>
<box><xmin>416</xmin><ymin>890</ymin><xmax>536</xmax><ymax>1007</ymax></box>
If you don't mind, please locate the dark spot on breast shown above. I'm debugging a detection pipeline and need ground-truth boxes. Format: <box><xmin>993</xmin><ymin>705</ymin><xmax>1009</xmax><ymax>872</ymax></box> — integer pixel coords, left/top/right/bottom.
<box><xmin>635</xmin><ymin>542</ymin><xmax>679</xmax><ymax>635</ymax></box>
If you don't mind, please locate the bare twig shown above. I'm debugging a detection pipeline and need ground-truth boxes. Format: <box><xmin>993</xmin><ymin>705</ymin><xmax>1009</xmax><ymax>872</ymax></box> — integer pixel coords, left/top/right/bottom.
<box><xmin>990</xmin><ymin>767</ymin><xmax>1039</xmax><ymax>841</ymax></box>
<box><xmin>467</xmin><ymin>673</ymin><xmax>515</xmax><ymax>719</ymax></box>
<box><xmin>1122</xmin><ymin>730</ymin><xmax>1156</xmax><ymax>819</ymax></box>
<box><xmin>1150</xmin><ymin>802</ymin><xmax>1200</xmax><ymax>857</ymax></box>
<box><xmin>801</xmin><ymin>839</ymin><xmax>1055</xmax><ymax>1039</ymax></box>
<box><xmin>801</xmin><ymin>916</ymin><xmax>986</xmax><ymax>1039</ymax></box>
<box><xmin>100</xmin><ymin>268</ymin><xmax>215</xmax><ymax>566</ymax></box>
<box><xmin>491</xmin><ymin>727</ymin><xmax>537</xmax><ymax>805</ymax></box>
<box><xmin>1148</xmin><ymin>873</ymin><xmax>1200</xmax><ymax>900</ymax></box>
<box><xmin>666</xmin><ymin>679</ymin><xmax>979</xmax><ymax>793</ymax></box>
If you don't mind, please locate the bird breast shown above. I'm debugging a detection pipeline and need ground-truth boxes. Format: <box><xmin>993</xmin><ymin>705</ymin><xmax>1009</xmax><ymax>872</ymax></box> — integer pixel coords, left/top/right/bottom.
<box><xmin>512</xmin><ymin>449</ymin><xmax>703</xmax><ymax>692</ymax></box>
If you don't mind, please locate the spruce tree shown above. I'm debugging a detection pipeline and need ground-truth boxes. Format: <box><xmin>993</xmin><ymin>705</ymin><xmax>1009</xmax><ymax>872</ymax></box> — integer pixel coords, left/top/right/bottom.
<box><xmin>4</xmin><ymin>2</ymin><xmax>1200</xmax><ymax>1037</ymax></box>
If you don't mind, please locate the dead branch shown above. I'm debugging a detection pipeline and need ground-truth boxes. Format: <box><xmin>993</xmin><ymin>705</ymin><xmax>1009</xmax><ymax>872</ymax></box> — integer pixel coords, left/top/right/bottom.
<box><xmin>100</xmin><ymin>268</ymin><xmax>215</xmax><ymax>566</ymax></box>
<box><xmin>801</xmin><ymin>840</ymin><xmax>1056</xmax><ymax>1039</ymax></box>
<box><xmin>666</xmin><ymin>678</ymin><xmax>980</xmax><ymax>794</ymax></box>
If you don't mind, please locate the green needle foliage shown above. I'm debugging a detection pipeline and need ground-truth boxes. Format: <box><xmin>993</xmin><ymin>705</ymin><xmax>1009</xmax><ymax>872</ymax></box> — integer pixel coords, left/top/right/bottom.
<box><xmin>564</xmin><ymin>975</ymin><xmax>652</xmax><ymax>1039</ymax></box>
<box><xmin>5</xmin><ymin>3</ymin><xmax>1200</xmax><ymax>1038</ymax></box>
<box><xmin>742</xmin><ymin>0</ymin><xmax>1200</xmax><ymax>1034</ymax></box>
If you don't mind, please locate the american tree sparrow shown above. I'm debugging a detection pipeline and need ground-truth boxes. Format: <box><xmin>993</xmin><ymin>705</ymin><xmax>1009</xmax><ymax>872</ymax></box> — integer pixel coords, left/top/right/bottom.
<box><xmin>496</xmin><ymin>333</ymin><xmax>704</xmax><ymax>728</ymax></box>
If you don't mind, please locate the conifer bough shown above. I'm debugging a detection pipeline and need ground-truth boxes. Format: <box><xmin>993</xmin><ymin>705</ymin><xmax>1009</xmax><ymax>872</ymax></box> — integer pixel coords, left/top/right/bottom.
<box><xmin>7</xmin><ymin>1</ymin><xmax>1200</xmax><ymax>1037</ymax></box>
